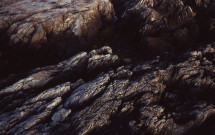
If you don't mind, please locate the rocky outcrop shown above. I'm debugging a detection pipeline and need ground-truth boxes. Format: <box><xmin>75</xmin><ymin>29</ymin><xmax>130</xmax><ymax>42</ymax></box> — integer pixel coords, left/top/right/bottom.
<box><xmin>1</xmin><ymin>1</ymin><xmax>215</xmax><ymax>134</ymax></box>
<box><xmin>121</xmin><ymin>0</ymin><xmax>194</xmax><ymax>35</ymax></box>
<box><xmin>0</xmin><ymin>0</ymin><xmax>114</xmax><ymax>48</ymax></box>
<box><xmin>110</xmin><ymin>0</ymin><xmax>215</xmax><ymax>55</ymax></box>
<box><xmin>0</xmin><ymin>0</ymin><xmax>115</xmax><ymax>76</ymax></box>
<box><xmin>1</xmin><ymin>44</ymin><xmax>215</xmax><ymax>135</ymax></box>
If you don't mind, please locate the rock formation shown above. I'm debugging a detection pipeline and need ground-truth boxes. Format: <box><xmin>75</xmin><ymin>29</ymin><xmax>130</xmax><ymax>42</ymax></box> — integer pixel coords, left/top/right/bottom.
<box><xmin>0</xmin><ymin>0</ymin><xmax>215</xmax><ymax>135</ymax></box>
<box><xmin>0</xmin><ymin>0</ymin><xmax>115</xmax><ymax>75</ymax></box>
<box><xmin>111</xmin><ymin>0</ymin><xmax>215</xmax><ymax>54</ymax></box>
<box><xmin>0</xmin><ymin>44</ymin><xmax>215</xmax><ymax>135</ymax></box>
<box><xmin>0</xmin><ymin>0</ymin><xmax>114</xmax><ymax>47</ymax></box>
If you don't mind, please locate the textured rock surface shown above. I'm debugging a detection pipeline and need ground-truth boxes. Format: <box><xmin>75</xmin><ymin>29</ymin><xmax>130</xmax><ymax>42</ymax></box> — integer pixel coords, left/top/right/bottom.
<box><xmin>0</xmin><ymin>0</ymin><xmax>114</xmax><ymax>47</ymax></box>
<box><xmin>110</xmin><ymin>0</ymin><xmax>215</xmax><ymax>55</ymax></box>
<box><xmin>1</xmin><ymin>0</ymin><xmax>215</xmax><ymax>135</ymax></box>
<box><xmin>1</xmin><ymin>0</ymin><xmax>215</xmax><ymax>76</ymax></box>
<box><xmin>1</xmin><ymin>44</ymin><xmax>215</xmax><ymax>135</ymax></box>
<box><xmin>0</xmin><ymin>0</ymin><xmax>115</xmax><ymax>76</ymax></box>
<box><xmin>122</xmin><ymin>0</ymin><xmax>195</xmax><ymax>35</ymax></box>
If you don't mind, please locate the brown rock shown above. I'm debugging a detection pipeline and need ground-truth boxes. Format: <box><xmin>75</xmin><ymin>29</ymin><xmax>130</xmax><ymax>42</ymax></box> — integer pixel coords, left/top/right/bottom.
<box><xmin>0</xmin><ymin>0</ymin><xmax>115</xmax><ymax>48</ymax></box>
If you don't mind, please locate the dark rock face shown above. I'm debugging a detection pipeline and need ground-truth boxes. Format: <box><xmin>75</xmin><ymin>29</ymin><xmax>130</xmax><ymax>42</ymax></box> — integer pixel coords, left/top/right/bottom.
<box><xmin>114</xmin><ymin>0</ymin><xmax>195</xmax><ymax>45</ymax></box>
<box><xmin>122</xmin><ymin>0</ymin><xmax>194</xmax><ymax>35</ymax></box>
<box><xmin>1</xmin><ymin>44</ymin><xmax>215</xmax><ymax>135</ymax></box>
<box><xmin>1</xmin><ymin>0</ymin><xmax>215</xmax><ymax>135</ymax></box>
<box><xmin>111</xmin><ymin>0</ymin><xmax>215</xmax><ymax>55</ymax></box>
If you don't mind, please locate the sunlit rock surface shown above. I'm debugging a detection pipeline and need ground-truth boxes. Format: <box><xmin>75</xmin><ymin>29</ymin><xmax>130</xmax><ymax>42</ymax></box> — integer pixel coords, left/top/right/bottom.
<box><xmin>0</xmin><ymin>0</ymin><xmax>115</xmax><ymax>76</ymax></box>
<box><xmin>1</xmin><ymin>44</ymin><xmax>215</xmax><ymax>135</ymax></box>
<box><xmin>0</xmin><ymin>0</ymin><xmax>114</xmax><ymax>48</ymax></box>
<box><xmin>0</xmin><ymin>0</ymin><xmax>215</xmax><ymax>134</ymax></box>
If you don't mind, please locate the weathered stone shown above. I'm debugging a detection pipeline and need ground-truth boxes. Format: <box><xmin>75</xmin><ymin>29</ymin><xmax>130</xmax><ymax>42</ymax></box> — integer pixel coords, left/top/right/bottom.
<box><xmin>0</xmin><ymin>0</ymin><xmax>215</xmax><ymax>135</ymax></box>
<box><xmin>1</xmin><ymin>44</ymin><xmax>215</xmax><ymax>135</ymax></box>
<box><xmin>0</xmin><ymin>0</ymin><xmax>115</xmax><ymax>76</ymax></box>
<box><xmin>110</xmin><ymin>0</ymin><xmax>215</xmax><ymax>56</ymax></box>
<box><xmin>0</xmin><ymin>0</ymin><xmax>114</xmax><ymax>47</ymax></box>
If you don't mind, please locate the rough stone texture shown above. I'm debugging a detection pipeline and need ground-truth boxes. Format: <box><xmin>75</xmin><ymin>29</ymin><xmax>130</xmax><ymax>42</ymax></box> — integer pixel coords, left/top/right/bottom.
<box><xmin>1</xmin><ymin>44</ymin><xmax>215</xmax><ymax>135</ymax></box>
<box><xmin>0</xmin><ymin>0</ymin><xmax>115</xmax><ymax>76</ymax></box>
<box><xmin>113</xmin><ymin>0</ymin><xmax>195</xmax><ymax>42</ymax></box>
<box><xmin>122</xmin><ymin>0</ymin><xmax>195</xmax><ymax>35</ymax></box>
<box><xmin>0</xmin><ymin>46</ymin><xmax>118</xmax><ymax>110</ymax></box>
<box><xmin>111</xmin><ymin>0</ymin><xmax>215</xmax><ymax>55</ymax></box>
<box><xmin>1</xmin><ymin>0</ymin><xmax>215</xmax><ymax>135</ymax></box>
<box><xmin>0</xmin><ymin>0</ymin><xmax>114</xmax><ymax>48</ymax></box>
<box><xmin>1</xmin><ymin>0</ymin><xmax>214</xmax><ymax>76</ymax></box>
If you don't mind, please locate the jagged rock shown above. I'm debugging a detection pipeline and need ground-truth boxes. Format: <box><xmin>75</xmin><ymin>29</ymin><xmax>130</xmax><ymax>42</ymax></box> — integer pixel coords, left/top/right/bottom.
<box><xmin>0</xmin><ymin>0</ymin><xmax>115</xmax><ymax>76</ymax></box>
<box><xmin>123</xmin><ymin>0</ymin><xmax>194</xmax><ymax>34</ymax></box>
<box><xmin>1</xmin><ymin>0</ymin><xmax>215</xmax><ymax>76</ymax></box>
<box><xmin>0</xmin><ymin>46</ymin><xmax>118</xmax><ymax>113</ymax></box>
<box><xmin>1</xmin><ymin>44</ymin><xmax>215</xmax><ymax>135</ymax></box>
<box><xmin>110</xmin><ymin>0</ymin><xmax>215</xmax><ymax>55</ymax></box>
<box><xmin>114</xmin><ymin>0</ymin><xmax>195</xmax><ymax>39</ymax></box>
<box><xmin>0</xmin><ymin>0</ymin><xmax>114</xmax><ymax>47</ymax></box>
<box><xmin>0</xmin><ymin>1</ymin><xmax>215</xmax><ymax>135</ymax></box>
<box><xmin>64</xmin><ymin>73</ymin><xmax>110</xmax><ymax>109</ymax></box>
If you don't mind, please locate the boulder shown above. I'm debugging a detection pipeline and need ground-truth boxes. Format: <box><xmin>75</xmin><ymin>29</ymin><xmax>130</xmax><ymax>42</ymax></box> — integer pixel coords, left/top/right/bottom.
<box><xmin>0</xmin><ymin>0</ymin><xmax>114</xmax><ymax>48</ymax></box>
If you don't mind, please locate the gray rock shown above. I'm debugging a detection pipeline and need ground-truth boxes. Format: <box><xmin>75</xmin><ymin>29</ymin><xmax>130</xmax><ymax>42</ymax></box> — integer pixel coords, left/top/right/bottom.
<box><xmin>51</xmin><ymin>108</ymin><xmax>71</xmax><ymax>125</ymax></box>
<box><xmin>1</xmin><ymin>44</ymin><xmax>215</xmax><ymax>135</ymax></box>
<box><xmin>64</xmin><ymin>73</ymin><xmax>110</xmax><ymax>108</ymax></box>
<box><xmin>0</xmin><ymin>46</ymin><xmax>119</xmax><ymax>114</ymax></box>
